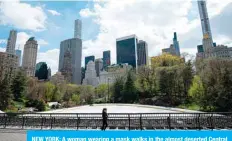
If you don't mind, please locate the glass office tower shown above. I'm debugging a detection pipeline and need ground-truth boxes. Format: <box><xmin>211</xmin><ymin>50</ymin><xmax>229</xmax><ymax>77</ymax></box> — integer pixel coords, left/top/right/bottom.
<box><xmin>103</xmin><ymin>50</ymin><xmax>111</xmax><ymax>70</ymax></box>
<box><xmin>116</xmin><ymin>35</ymin><xmax>138</xmax><ymax>68</ymax></box>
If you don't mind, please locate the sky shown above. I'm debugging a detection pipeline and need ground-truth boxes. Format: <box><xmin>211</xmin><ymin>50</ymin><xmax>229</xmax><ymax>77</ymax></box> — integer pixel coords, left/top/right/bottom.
<box><xmin>0</xmin><ymin>0</ymin><xmax>232</xmax><ymax>75</ymax></box>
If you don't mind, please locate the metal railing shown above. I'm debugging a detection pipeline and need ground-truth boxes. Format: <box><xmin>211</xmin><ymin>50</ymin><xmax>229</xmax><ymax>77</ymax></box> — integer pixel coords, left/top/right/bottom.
<box><xmin>0</xmin><ymin>113</ymin><xmax>232</xmax><ymax>130</ymax></box>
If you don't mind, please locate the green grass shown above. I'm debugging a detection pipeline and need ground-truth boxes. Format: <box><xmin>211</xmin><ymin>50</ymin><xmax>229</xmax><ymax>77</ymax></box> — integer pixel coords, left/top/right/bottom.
<box><xmin>13</xmin><ymin>101</ymin><xmax>25</xmax><ymax>108</ymax></box>
<box><xmin>177</xmin><ymin>103</ymin><xmax>201</xmax><ymax>111</ymax></box>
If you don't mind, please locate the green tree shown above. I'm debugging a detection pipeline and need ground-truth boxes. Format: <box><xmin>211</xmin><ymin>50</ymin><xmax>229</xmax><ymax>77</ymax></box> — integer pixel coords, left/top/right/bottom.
<box><xmin>112</xmin><ymin>76</ymin><xmax>124</xmax><ymax>103</ymax></box>
<box><xmin>63</xmin><ymin>84</ymin><xmax>80</xmax><ymax>102</ymax></box>
<box><xmin>36</xmin><ymin>100</ymin><xmax>46</xmax><ymax>111</ymax></box>
<box><xmin>195</xmin><ymin>59</ymin><xmax>232</xmax><ymax>112</ymax></box>
<box><xmin>123</xmin><ymin>71</ymin><xmax>138</xmax><ymax>103</ymax></box>
<box><xmin>80</xmin><ymin>85</ymin><xmax>95</xmax><ymax>104</ymax></box>
<box><xmin>71</xmin><ymin>94</ymin><xmax>80</xmax><ymax>105</ymax></box>
<box><xmin>181</xmin><ymin>61</ymin><xmax>194</xmax><ymax>99</ymax></box>
<box><xmin>188</xmin><ymin>75</ymin><xmax>205</xmax><ymax>105</ymax></box>
<box><xmin>44</xmin><ymin>82</ymin><xmax>55</xmax><ymax>102</ymax></box>
<box><xmin>151</xmin><ymin>53</ymin><xmax>184</xmax><ymax>67</ymax></box>
<box><xmin>26</xmin><ymin>77</ymin><xmax>38</xmax><ymax>100</ymax></box>
<box><xmin>11</xmin><ymin>70</ymin><xmax>27</xmax><ymax>101</ymax></box>
<box><xmin>136</xmin><ymin>66</ymin><xmax>157</xmax><ymax>98</ymax></box>
<box><xmin>51</xmin><ymin>86</ymin><xmax>62</xmax><ymax>102</ymax></box>
<box><xmin>157</xmin><ymin>67</ymin><xmax>176</xmax><ymax>104</ymax></box>
<box><xmin>0</xmin><ymin>74</ymin><xmax>13</xmax><ymax>111</ymax></box>
<box><xmin>35</xmin><ymin>63</ymin><xmax>48</xmax><ymax>80</ymax></box>
<box><xmin>95</xmin><ymin>84</ymin><xmax>108</xmax><ymax>98</ymax></box>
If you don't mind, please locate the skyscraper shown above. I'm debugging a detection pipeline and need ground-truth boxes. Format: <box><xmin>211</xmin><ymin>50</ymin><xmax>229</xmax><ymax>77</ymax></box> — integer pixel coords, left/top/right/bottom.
<box><xmin>198</xmin><ymin>0</ymin><xmax>213</xmax><ymax>50</ymax></box>
<box><xmin>15</xmin><ymin>49</ymin><xmax>22</xmax><ymax>66</ymax></box>
<box><xmin>103</xmin><ymin>50</ymin><xmax>111</xmax><ymax>70</ymax></box>
<box><xmin>137</xmin><ymin>40</ymin><xmax>148</xmax><ymax>66</ymax></box>
<box><xmin>173</xmin><ymin>32</ymin><xmax>180</xmax><ymax>56</ymax></box>
<box><xmin>85</xmin><ymin>56</ymin><xmax>95</xmax><ymax>69</ymax></box>
<box><xmin>59</xmin><ymin>38</ymin><xmax>82</xmax><ymax>84</ymax></box>
<box><xmin>83</xmin><ymin>61</ymin><xmax>99</xmax><ymax>87</ymax></box>
<box><xmin>0</xmin><ymin>52</ymin><xmax>18</xmax><ymax>79</ymax></box>
<box><xmin>116</xmin><ymin>35</ymin><xmax>138</xmax><ymax>68</ymax></box>
<box><xmin>36</xmin><ymin>62</ymin><xmax>46</xmax><ymax>72</ymax></box>
<box><xmin>162</xmin><ymin>32</ymin><xmax>180</xmax><ymax>56</ymax></box>
<box><xmin>95</xmin><ymin>58</ymin><xmax>103</xmax><ymax>77</ymax></box>
<box><xmin>74</xmin><ymin>19</ymin><xmax>82</xmax><ymax>39</ymax></box>
<box><xmin>6</xmin><ymin>30</ymin><xmax>17</xmax><ymax>54</ymax></box>
<box><xmin>22</xmin><ymin>37</ymin><xmax>38</xmax><ymax>77</ymax></box>
<box><xmin>47</xmin><ymin>68</ymin><xmax>51</xmax><ymax>80</ymax></box>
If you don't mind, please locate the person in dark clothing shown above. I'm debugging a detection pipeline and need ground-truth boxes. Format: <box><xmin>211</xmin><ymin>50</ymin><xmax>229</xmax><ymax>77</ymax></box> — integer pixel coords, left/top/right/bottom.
<box><xmin>101</xmin><ymin>108</ymin><xmax>108</xmax><ymax>130</ymax></box>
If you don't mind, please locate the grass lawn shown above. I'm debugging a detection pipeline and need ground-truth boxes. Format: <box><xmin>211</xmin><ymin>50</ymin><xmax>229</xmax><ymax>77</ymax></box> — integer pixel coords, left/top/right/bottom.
<box><xmin>177</xmin><ymin>103</ymin><xmax>201</xmax><ymax>111</ymax></box>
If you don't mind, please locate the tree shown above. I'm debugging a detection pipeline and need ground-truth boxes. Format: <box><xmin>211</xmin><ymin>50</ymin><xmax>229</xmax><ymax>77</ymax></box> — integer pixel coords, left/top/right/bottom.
<box><xmin>156</xmin><ymin>67</ymin><xmax>177</xmax><ymax>105</ymax></box>
<box><xmin>51</xmin><ymin>86</ymin><xmax>62</xmax><ymax>102</ymax></box>
<box><xmin>194</xmin><ymin>59</ymin><xmax>232</xmax><ymax>112</ymax></box>
<box><xmin>95</xmin><ymin>84</ymin><xmax>108</xmax><ymax>98</ymax></box>
<box><xmin>123</xmin><ymin>71</ymin><xmax>138</xmax><ymax>103</ymax></box>
<box><xmin>36</xmin><ymin>100</ymin><xmax>46</xmax><ymax>111</ymax></box>
<box><xmin>181</xmin><ymin>61</ymin><xmax>194</xmax><ymax>99</ymax></box>
<box><xmin>80</xmin><ymin>85</ymin><xmax>95</xmax><ymax>104</ymax></box>
<box><xmin>26</xmin><ymin>77</ymin><xmax>38</xmax><ymax>99</ymax></box>
<box><xmin>188</xmin><ymin>75</ymin><xmax>205</xmax><ymax>105</ymax></box>
<box><xmin>136</xmin><ymin>66</ymin><xmax>157</xmax><ymax>98</ymax></box>
<box><xmin>63</xmin><ymin>84</ymin><xmax>80</xmax><ymax>102</ymax></box>
<box><xmin>0</xmin><ymin>74</ymin><xmax>13</xmax><ymax>111</ymax></box>
<box><xmin>112</xmin><ymin>76</ymin><xmax>124</xmax><ymax>103</ymax></box>
<box><xmin>11</xmin><ymin>70</ymin><xmax>27</xmax><ymax>101</ymax></box>
<box><xmin>44</xmin><ymin>82</ymin><xmax>55</xmax><ymax>102</ymax></box>
<box><xmin>71</xmin><ymin>94</ymin><xmax>80</xmax><ymax>105</ymax></box>
<box><xmin>151</xmin><ymin>53</ymin><xmax>184</xmax><ymax>67</ymax></box>
<box><xmin>35</xmin><ymin>63</ymin><xmax>48</xmax><ymax>80</ymax></box>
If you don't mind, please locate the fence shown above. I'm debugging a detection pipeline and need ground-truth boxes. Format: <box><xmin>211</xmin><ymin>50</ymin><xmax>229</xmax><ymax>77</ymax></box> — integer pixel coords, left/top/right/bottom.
<box><xmin>0</xmin><ymin>113</ymin><xmax>232</xmax><ymax>130</ymax></box>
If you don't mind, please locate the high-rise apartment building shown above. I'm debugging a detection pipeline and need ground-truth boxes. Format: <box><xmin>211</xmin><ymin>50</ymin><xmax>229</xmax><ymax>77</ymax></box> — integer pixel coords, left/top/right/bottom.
<box><xmin>22</xmin><ymin>37</ymin><xmax>38</xmax><ymax>77</ymax></box>
<box><xmin>74</xmin><ymin>19</ymin><xmax>82</xmax><ymax>39</ymax></box>
<box><xmin>162</xmin><ymin>32</ymin><xmax>180</xmax><ymax>56</ymax></box>
<box><xmin>116</xmin><ymin>35</ymin><xmax>138</xmax><ymax>68</ymax></box>
<box><xmin>0</xmin><ymin>52</ymin><xmax>18</xmax><ymax>80</ymax></box>
<box><xmin>95</xmin><ymin>58</ymin><xmax>103</xmax><ymax>77</ymax></box>
<box><xmin>6</xmin><ymin>30</ymin><xmax>17</xmax><ymax>54</ymax></box>
<box><xmin>137</xmin><ymin>40</ymin><xmax>148</xmax><ymax>66</ymax></box>
<box><xmin>15</xmin><ymin>49</ymin><xmax>22</xmax><ymax>66</ymax></box>
<box><xmin>196</xmin><ymin>1</ymin><xmax>232</xmax><ymax>60</ymax></box>
<box><xmin>83</xmin><ymin>61</ymin><xmax>99</xmax><ymax>87</ymax></box>
<box><xmin>103</xmin><ymin>50</ymin><xmax>111</xmax><ymax>70</ymax></box>
<box><xmin>85</xmin><ymin>55</ymin><xmax>95</xmax><ymax>69</ymax></box>
<box><xmin>59</xmin><ymin>38</ymin><xmax>82</xmax><ymax>84</ymax></box>
<box><xmin>198</xmin><ymin>0</ymin><xmax>213</xmax><ymax>50</ymax></box>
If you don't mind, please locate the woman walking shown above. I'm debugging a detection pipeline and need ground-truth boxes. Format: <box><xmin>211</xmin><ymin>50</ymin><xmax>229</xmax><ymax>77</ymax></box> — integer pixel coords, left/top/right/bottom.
<box><xmin>101</xmin><ymin>108</ymin><xmax>108</xmax><ymax>130</ymax></box>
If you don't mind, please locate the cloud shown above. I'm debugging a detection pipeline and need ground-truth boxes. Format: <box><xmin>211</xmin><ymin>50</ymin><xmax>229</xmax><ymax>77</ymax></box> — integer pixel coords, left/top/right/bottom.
<box><xmin>0</xmin><ymin>1</ymin><xmax>47</xmax><ymax>31</ymax></box>
<box><xmin>37</xmin><ymin>49</ymin><xmax>60</xmax><ymax>75</ymax></box>
<box><xmin>79</xmin><ymin>8</ymin><xmax>97</xmax><ymax>17</ymax></box>
<box><xmin>79</xmin><ymin>0</ymin><xmax>232</xmax><ymax>63</ymax></box>
<box><xmin>38</xmin><ymin>39</ymin><xmax>49</xmax><ymax>45</ymax></box>
<box><xmin>47</xmin><ymin>9</ymin><xmax>61</xmax><ymax>16</ymax></box>
<box><xmin>0</xmin><ymin>47</ymin><xmax>5</xmax><ymax>52</ymax></box>
<box><xmin>16</xmin><ymin>32</ymin><xmax>31</xmax><ymax>50</ymax></box>
<box><xmin>80</xmin><ymin>0</ymin><xmax>194</xmax><ymax>63</ymax></box>
<box><xmin>0</xmin><ymin>39</ymin><xmax>7</xmax><ymax>44</ymax></box>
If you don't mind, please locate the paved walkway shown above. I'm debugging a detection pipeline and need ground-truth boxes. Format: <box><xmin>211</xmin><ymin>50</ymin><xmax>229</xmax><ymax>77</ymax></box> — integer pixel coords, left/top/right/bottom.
<box><xmin>0</xmin><ymin>129</ymin><xmax>26</xmax><ymax>141</ymax></box>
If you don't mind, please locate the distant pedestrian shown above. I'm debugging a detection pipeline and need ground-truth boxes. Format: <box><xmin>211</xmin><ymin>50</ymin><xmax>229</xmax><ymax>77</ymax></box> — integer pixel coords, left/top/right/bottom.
<box><xmin>101</xmin><ymin>108</ymin><xmax>108</xmax><ymax>130</ymax></box>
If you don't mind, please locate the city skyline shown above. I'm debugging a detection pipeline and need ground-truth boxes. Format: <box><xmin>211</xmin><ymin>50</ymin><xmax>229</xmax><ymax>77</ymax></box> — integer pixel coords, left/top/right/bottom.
<box><xmin>0</xmin><ymin>1</ymin><xmax>232</xmax><ymax>75</ymax></box>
